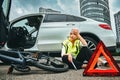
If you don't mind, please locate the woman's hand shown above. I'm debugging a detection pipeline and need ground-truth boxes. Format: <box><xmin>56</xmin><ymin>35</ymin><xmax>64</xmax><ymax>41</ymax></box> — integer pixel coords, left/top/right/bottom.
<box><xmin>68</xmin><ymin>54</ymin><xmax>73</xmax><ymax>63</ymax></box>
<box><xmin>72</xmin><ymin>28</ymin><xmax>87</xmax><ymax>46</ymax></box>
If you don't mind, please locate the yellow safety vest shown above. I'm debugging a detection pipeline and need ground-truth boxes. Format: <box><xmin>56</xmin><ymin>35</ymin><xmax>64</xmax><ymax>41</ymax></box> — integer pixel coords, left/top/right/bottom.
<box><xmin>62</xmin><ymin>39</ymin><xmax>81</xmax><ymax>58</ymax></box>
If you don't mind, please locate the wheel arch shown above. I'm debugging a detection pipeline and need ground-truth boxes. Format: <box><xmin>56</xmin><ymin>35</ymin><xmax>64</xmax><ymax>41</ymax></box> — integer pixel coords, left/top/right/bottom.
<box><xmin>80</xmin><ymin>32</ymin><xmax>100</xmax><ymax>44</ymax></box>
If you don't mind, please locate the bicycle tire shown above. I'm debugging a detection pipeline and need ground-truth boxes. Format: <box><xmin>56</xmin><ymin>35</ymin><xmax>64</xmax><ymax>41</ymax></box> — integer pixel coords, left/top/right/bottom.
<box><xmin>29</xmin><ymin>56</ymin><xmax>69</xmax><ymax>72</ymax></box>
<box><xmin>14</xmin><ymin>65</ymin><xmax>31</xmax><ymax>72</ymax></box>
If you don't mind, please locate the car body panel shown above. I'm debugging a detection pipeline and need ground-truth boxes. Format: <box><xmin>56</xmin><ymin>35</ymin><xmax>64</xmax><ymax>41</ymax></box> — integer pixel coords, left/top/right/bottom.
<box><xmin>4</xmin><ymin>13</ymin><xmax>116</xmax><ymax>53</ymax></box>
<box><xmin>37</xmin><ymin>21</ymin><xmax>80</xmax><ymax>51</ymax></box>
<box><xmin>78</xmin><ymin>21</ymin><xmax>116</xmax><ymax>47</ymax></box>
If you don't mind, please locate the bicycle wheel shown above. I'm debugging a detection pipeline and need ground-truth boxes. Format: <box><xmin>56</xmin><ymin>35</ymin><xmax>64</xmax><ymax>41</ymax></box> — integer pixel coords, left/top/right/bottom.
<box><xmin>29</xmin><ymin>55</ymin><xmax>69</xmax><ymax>72</ymax></box>
<box><xmin>14</xmin><ymin>65</ymin><xmax>31</xmax><ymax>72</ymax></box>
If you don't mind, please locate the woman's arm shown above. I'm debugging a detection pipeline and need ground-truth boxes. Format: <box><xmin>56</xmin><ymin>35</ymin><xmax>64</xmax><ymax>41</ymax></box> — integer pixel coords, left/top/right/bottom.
<box><xmin>61</xmin><ymin>46</ymin><xmax>73</xmax><ymax>62</ymax></box>
<box><xmin>77</xmin><ymin>34</ymin><xmax>87</xmax><ymax>46</ymax></box>
<box><xmin>61</xmin><ymin>46</ymin><xmax>66</xmax><ymax>57</ymax></box>
<box><xmin>73</xmin><ymin>28</ymin><xmax>87</xmax><ymax>46</ymax></box>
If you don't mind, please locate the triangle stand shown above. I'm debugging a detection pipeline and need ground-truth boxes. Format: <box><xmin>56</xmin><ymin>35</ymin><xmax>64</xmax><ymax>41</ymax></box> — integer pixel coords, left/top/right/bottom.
<box><xmin>83</xmin><ymin>41</ymin><xmax>120</xmax><ymax>76</ymax></box>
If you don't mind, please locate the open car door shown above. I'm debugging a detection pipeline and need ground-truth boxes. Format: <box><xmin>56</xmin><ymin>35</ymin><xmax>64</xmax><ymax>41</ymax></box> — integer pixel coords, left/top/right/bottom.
<box><xmin>0</xmin><ymin>0</ymin><xmax>11</xmax><ymax>48</ymax></box>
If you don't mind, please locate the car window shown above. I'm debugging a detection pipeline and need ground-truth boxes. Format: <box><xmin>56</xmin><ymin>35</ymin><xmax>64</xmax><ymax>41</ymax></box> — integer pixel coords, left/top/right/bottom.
<box><xmin>44</xmin><ymin>14</ymin><xmax>66</xmax><ymax>22</ymax></box>
<box><xmin>2</xmin><ymin>0</ymin><xmax>10</xmax><ymax>18</ymax></box>
<box><xmin>67</xmin><ymin>15</ymin><xmax>86</xmax><ymax>22</ymax></box>
<box><xmin>44</xmin><ymin>14</ymin><xmax>86</xmax><ymax>22</ymax></box>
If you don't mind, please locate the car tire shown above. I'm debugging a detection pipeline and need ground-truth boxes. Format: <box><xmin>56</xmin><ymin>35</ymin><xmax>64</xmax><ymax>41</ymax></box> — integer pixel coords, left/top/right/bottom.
<box><xmin>83</xmin><ymin>36</ymin><xmax>98</xmax><ymax>52</ymax></box>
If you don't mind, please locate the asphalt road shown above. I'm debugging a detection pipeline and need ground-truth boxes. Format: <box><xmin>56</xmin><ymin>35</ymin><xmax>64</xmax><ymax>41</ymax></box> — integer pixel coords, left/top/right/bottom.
<box><xmin>0</xmin><ymin>56</ymin><xmax>120</xmax><ymax>80</ymax></box>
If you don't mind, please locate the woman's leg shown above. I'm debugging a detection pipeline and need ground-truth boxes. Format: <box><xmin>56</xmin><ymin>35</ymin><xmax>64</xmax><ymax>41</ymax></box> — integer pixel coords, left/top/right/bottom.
<box><xmin>76</xmin><ymin>47</ymin><xmax>93</xmax><ymax>62</ymax></box>
<box><xmin>62</xmin><ymin>55</ymin><xmax>82</xmax><ymax>69</ymax></box>
<box><xmin>62</xmin><ymin>55</ymin><xmax>73</xmax><ymax>69</ymax></box>
<box><xmin>76</xmin><ymin>47</ymin><xmax>108</xmax><ymax>67</ymax></box>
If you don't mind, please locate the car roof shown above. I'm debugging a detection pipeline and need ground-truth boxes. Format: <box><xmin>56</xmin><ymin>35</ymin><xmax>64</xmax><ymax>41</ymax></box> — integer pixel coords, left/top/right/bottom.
<box><xmin>10</xmin><ymin>13</ymin><xmax>85</xmax><ymax>21</ymax></box>
<box><xmin>10</xmin><ymin>12</ymin><xmax>107</xmax><ymax>25</ymax></box>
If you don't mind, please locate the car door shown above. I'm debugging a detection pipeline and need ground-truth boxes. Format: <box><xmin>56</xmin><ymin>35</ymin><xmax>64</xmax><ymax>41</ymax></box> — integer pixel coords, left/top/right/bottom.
<box><xmin>7</xmin><ymin>14</ymin><xmax>43</xmax><ymax>49</ymax></box>
<box><xmin>37</xmin><ymin>14</ymin><xmax>78</xmax><ymax>52</ymax></box>
<box><xmin>0</xmin><ymin>0</ymin><xmax>11</xmax><ymax>48</ymax></box>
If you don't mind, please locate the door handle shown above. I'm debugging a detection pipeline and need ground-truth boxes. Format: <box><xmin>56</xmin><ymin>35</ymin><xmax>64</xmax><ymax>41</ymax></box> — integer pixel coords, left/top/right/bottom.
<box><xmin>67</xmin><ymin>24</ymin><xmax>75</xmax><ymax>26</ymax></box>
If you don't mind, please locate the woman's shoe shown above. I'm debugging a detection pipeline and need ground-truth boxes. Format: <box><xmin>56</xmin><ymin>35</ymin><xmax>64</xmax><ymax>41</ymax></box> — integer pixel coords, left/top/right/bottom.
<box><xmin>103</xmin><ymin>62</ymin><xmax>109</xmax><ymax>67</ymax></box>
<box><xmin>81</xmin><ymin>64</ymin><xmax>87</xmax><ymax>69</ymax></box>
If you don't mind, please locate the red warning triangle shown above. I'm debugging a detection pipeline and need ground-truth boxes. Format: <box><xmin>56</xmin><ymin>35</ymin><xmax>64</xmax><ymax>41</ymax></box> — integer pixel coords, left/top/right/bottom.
<box><xmin>83</xmin><ymin>41</ymin><xmax>120</xmax><ymax>76</ymax></box>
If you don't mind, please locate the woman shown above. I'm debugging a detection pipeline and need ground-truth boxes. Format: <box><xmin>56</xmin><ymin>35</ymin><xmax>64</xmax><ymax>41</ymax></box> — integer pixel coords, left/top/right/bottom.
<box><xmin>61</xmin><ymin>28</ymin><xmax>107</xmax><ymax>69</ymax></box>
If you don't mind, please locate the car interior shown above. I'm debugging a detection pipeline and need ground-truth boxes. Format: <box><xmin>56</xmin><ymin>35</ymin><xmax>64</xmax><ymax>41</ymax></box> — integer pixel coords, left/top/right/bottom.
<box><xmin>7</xmin><ymin>16</ymin><xmax>43</xmax><ymax>49</ymax></box>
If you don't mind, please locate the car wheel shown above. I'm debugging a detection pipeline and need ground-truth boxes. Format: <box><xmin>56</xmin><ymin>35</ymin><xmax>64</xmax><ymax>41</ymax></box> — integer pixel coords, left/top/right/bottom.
<box><xmin>83</xmin><ymin>36</ymin><xmax>98</xmax><ymax>52</ymax></box>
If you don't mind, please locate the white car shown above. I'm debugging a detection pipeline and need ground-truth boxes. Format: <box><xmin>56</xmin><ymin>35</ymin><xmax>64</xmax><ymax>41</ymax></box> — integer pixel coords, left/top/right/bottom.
<box><xmin>4</xmin><ymin>13</ymin><xmax>116</xmax><ymax>55</ymax></box>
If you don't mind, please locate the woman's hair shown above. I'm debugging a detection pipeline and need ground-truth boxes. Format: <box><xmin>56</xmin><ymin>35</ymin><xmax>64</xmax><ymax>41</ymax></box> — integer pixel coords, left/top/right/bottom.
<box><xmin>71</xmin><ymin>28</ymin><xmax>79</xmax><ymax>35</ymax></box>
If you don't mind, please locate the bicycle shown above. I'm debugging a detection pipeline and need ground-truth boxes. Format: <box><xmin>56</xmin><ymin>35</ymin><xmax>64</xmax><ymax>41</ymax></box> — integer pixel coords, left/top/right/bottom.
<box><xmin>0</xmin><ymin>49</ymin><xmax>69</xmax><ymax>74</ymax></box>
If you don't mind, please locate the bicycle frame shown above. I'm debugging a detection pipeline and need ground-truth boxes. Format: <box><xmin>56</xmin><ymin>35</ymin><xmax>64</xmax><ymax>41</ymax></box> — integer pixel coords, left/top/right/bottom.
<box><xmin>0</xmin><ymin>50</ymin><xmax>27</xmax><ymax>66</ymax></box>
<box><xmin>0</xmin><ymin>50</ymin><xmax>69</xmax><ymax>73</ymax></box>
